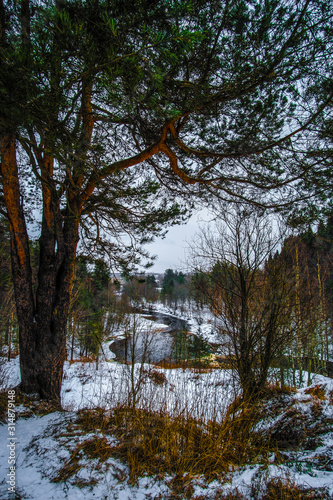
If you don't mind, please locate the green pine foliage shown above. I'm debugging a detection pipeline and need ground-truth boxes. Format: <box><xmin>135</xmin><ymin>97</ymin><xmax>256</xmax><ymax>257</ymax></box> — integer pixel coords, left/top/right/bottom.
<box><xmin>161</xmin><ymin>269</ymin><xmax>189</xmax><ymax>308</ymax></box>
<box><xmin>68</xmin><ymin>257</ymin><xmax>123</xmax><ymax>360</ymax></box>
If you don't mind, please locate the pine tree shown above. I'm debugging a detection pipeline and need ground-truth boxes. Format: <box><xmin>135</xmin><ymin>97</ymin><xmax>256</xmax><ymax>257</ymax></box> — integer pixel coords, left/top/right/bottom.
<box><xmin>1</xmin><ymin>0</ymin><xmax>332</xmax><ymax>399</ymax></box>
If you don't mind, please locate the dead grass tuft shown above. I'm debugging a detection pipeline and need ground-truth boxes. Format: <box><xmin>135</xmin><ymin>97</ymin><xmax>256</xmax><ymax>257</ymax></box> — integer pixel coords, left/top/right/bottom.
<box><xmin>143</xmin><ymin>369</ymin><xmax>167</xmax><ymax>386</ymax></box>
<box><xmin>73</xmin><ymin>478</ymin><xmax>98</xmax><ymax>488</ymax></box>
<box><xmin>52</xmin><ymin>436</ymin><xmax>113</xmax><ymax>483</ymax></box>
<box><xmin>260</xmin><ymin>477</ymin><xmax>330</xmax><ymax>499</ymax></box>
<box><xmin>52</xmin><ymin>447</ymin><xmax>83</xmax><ymax>482</ymax></box>
<box><xmin>76</xmin><ymin>407</ymin><xmax>109</xmax><ymax>433</ymax></box>
<box><xmin>0</xmin><ymin>391</ymin><xmax>8</xmax><ymax>422</ymax></box>
<box><xmin>81</xmin><ymin>436</ymin><xmax>113</xmax><ymax>461</ymax></box>
<box><xmin>167</xmin><ymin>474</ymin><xmax>195</xmax><ymax>499</ymax></box>
<box><xmin>310</xmin><ymin>400</ymin><xmax>323</xmax><ymax>419</ymax></box>
<box><xmin>305</xmin><ymin>385</ymin><xmax>327</xmax><ymax>401</ymax></box>
<box><xmin>214</xmin><ymin>490</ymin><xmax>246</xmax><ymax>499</ymax></box>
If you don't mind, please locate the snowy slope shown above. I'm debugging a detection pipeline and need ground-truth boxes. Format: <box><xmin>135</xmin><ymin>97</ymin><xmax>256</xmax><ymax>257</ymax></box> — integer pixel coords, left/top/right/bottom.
<box><xmin>1</xmin><ymin>354</ymin><xmax>333</xmax><ymax>499</ymax></box>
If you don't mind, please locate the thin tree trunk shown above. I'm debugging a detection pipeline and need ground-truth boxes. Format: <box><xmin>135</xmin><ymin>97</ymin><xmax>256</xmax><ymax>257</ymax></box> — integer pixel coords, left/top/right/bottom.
<box><xmin>7</xmin><ymin>310</ymin><xmax>13</xmax><ymax>362</ymax></box>
<box><xmin>280</xmin><ymin>363</ymin><xmax>285</xmax><ymax>389</ymax></box>
<box><xmin>71</xmin><ymin>316</ymin><xmax>76</xmax><ymax>361</ymax></box>
<box><xmin>292</xmin><ymin>355</ymin><xmax>296</xmax><ymax>387</ymax></box>
<box><xmin>307</xmin><ymin>358</ymin><xmax>312</xmax><ymax>386</ymax></box>
<box><xmin>295</xmin><ymin>245</ymin><xmax>302</xmax><ymax>384</ymax></box>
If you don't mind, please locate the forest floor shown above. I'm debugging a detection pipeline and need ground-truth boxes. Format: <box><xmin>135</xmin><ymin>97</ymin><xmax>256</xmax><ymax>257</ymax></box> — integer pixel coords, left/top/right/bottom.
<box><xmin>0</xmin><ymin>310</ymin><xmax>333</xmax><ymax>499</ymax></box>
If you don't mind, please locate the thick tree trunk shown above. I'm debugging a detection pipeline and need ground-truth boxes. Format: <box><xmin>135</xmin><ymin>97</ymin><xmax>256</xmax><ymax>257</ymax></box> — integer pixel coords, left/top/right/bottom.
<box><xmin>21</xmin><ymin>216</ymin><xmax>79</xmax><ymax>400</ymax></box>
<box><xmin>1</xmin><ymin>135</ymin><xmax>37</xmax><ymax>391</ymax></box>
<box><xmin>1</xmin><ymin>135</ymin><xmax>79</xmax><ymax>400</ymax></box>
<box><xmin>17</xmin><ymin>221</ymin><xmax>78</xmax><ymax>400</ymax></box>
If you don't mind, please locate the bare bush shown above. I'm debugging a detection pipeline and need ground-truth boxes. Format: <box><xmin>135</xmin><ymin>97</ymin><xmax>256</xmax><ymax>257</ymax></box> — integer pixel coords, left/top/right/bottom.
<box><xmin>188</xmin><ymin>209</ymin><xmax>295</xmax><ymax>400</ymax></box>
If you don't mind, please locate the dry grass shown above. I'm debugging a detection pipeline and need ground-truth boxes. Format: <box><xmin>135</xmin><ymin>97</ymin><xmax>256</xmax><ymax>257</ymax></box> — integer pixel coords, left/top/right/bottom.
<box><xmin>73</xmin><ymin>400</ymin><xmax>265</xmax><ymax>484</ymax></box>
<box><xmin>14</xmin><ymin>390</ymin><xmax>62</xmax><ymax>415</ymax></box>
<box><xmin>48</xmin><ymin>379</ymin><xmax>332</xmax><ymax>497</ymax></box>
<box><xmin>68</xmin><ymin>356</ymin><xmax>96</xmax><ymax>364</ymax></box>
<box><xmin>260</xmin><ymin>477</ymin><xmax>330</xmax><ymax>499</ymax></box>
<box><xmin>0</xmin><ymin>388</ymin><xmax>63</xmax><ymax>421</ymax></box>
<box><xmin>310</xmin><ymin>400</ymin><xmax>323</xmax><ymax>419</ymax></box>
<box><xmin>214</xmin><ymin>492</ymin><xmax>245</xmax><ymax>500</ymax></box>
<box><xmin>305</xmin><ymin>385</ymin><xmax>327</xmax><ymax>401</ymax></box>
<box><xmin>52</xmin><ymin>447</ymin><xmax>83</xmax><ymax>482</ymax></box>
<box><xmin>0</xmin><ymin>391</ymin><xmax>7</xmax><ymax>422</ymax></box>
<box><xmin>76</xmin><ymin>407</ymin><xmax>109</xmax><ymax>433</ymax></box>
<box><xmin>212</xmin><ymin>478</ymin><xmax>330</xmax><ymax>500</ymax></box>
<box><xmin>67</xmin><ymin>385</ymin><xmax>320</xmax><ymax>486</ymax></box>
<box><xmin>167</xmin><ymin>474</ymin><xmax>195</xmax><ymax>499</ymax></box>
<box><xmin>52</xmin><ymin>436</ymin><xmax>113</xmax><ymax>483</ymax></box>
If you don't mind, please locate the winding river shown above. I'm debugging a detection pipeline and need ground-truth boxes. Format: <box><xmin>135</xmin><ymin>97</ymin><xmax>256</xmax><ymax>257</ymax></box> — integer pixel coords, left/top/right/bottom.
<box><xmin>109</xmin><ymin>310</ymin><xmax>190</xmax><ymax>363</ymax></box>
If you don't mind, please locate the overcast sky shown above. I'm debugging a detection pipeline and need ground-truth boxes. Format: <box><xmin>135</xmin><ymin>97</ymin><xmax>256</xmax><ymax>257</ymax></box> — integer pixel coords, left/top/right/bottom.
<box><xmin>145</xmin><ymin>209</ymin><xmax>213</xmax><ymax>274</ymax></box>
<box><xmin>29</xmin><ymin>207</ymin><xmax>213</xmax><ymax>275</ymax></box>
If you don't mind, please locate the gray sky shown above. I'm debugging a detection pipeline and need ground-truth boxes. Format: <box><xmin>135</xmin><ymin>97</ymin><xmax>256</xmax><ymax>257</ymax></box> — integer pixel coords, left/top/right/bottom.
<box><xmin>29</xmin><ymin>207</ymin><xmax>213</xmax><ymax>275</ymax></box>
<box><xmin>145</xmin><ymin>209</ymin><xmax>213</xmax><ymax>274</ymax></box>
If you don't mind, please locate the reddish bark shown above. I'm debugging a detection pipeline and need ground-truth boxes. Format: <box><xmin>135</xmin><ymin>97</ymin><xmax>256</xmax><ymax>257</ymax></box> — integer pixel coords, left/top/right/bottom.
<box><xmin>1</xmin><ymin>135</ymin><xmax>80</xmax><ymax>399</ymax></box>
<box><xmin>1</xmin><ymin>135</ymin><xmax>37</xmax><ymax>392</ymax></box>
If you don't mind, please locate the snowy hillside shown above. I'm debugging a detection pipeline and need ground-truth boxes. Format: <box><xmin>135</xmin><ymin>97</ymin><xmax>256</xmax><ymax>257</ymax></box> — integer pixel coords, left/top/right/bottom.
<box><xmin>1</xmin><ymin>351</ymin><xmax>332</xmax><ymax>499</ymax></box>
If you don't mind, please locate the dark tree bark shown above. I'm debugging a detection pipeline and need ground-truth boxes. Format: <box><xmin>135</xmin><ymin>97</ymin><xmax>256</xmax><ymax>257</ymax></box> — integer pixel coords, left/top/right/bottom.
<box><xmin>0</xmin><ymin>134</ymin><xmax>80</xmax><ymax>399</ymax></box>
<box><xmin>1</xmin><ymin>135</ymin><xmax>36</xmax><ymax>392</ymax></box>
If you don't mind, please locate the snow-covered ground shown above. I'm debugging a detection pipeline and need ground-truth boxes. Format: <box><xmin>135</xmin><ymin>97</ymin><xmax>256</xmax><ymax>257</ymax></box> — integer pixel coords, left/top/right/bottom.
<box><xmin>0</xmin><ymin>310</ymin><xmax>332</xmax><ymax>499</ymax></box>
<box><xmin>1</xmin><ymin>355</ymin><xmax>236</xmax><ymax>421</ymax></box>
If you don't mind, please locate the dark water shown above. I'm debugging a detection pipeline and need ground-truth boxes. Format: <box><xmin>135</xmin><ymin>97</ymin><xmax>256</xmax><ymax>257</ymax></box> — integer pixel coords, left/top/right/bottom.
<box><xmin>109</xmin><ymin>311</ymin><xmax>189</xmax><ymax>363</ymax></box>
